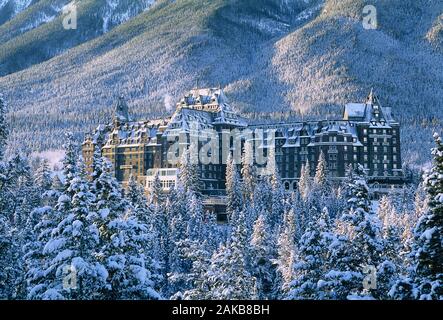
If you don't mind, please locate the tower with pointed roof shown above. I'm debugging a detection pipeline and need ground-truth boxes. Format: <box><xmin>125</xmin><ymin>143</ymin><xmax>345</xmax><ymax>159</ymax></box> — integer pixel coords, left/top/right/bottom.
<box><xmin>114</xmin><ymin>95</ymin><xmax>130</xmax><ymax>123</ymax></box>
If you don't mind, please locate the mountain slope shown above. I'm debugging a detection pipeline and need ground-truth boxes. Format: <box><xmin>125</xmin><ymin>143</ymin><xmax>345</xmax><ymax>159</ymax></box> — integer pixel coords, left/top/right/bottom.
<box><xmin>0</xmin><ymin>0</ymin><xmax>441</xmax><ymax>166</ymax></box>
<box><xmin>0</xmin><ymin>0</ymin><xmax>155</xmax><ymax>75</ymax></box>
<box><xmin>0</xmin><ymin>0</ymin><xmax>36</xmax><ymax>25</ymax></box>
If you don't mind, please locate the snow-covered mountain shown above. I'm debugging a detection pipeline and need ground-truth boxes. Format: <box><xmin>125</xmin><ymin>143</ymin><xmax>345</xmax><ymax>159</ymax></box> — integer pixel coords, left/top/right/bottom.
<box><xmin>0</xmin><ymin>0</ymin><xmax>442</xmax><ymax>167</ymax></box>
<box><xmin>0</xmin><ymin>0</ymin><xmax>35</xmax><ymax>25</ymax></box>
<box><xmin>0</xmin><ymin>0</ymin><xmax>156</xmax><ymax>75</ymax></box>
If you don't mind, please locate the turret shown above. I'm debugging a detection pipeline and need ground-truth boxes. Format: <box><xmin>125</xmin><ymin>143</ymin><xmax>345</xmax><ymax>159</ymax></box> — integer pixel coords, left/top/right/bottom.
<box><xmin>114</xmin><ymin>95</ymin><xmax>130</xmax><ymax>123</ymax></box>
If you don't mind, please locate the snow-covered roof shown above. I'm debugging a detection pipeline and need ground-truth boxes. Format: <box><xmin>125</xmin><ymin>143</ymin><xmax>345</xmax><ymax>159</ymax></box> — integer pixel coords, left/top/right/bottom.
<box><xmin>344</xmin><ymin>103</ymin><xmax>367</xmax><ymax>120</ymax></box>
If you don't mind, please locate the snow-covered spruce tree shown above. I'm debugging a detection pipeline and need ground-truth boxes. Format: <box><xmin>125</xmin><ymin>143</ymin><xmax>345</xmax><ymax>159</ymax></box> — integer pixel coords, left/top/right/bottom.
<box><xmin>173</xmin><ymin>192</ymin><xmax>215</xmax><ymax>300</ymax></box>
<box><xmin>90</xmin><ymin>155</ymin><xmax>160</xmax><ymax>299</ymax></box>
<box><xmin>321</xmin><ymin>165</ymin><xmax>385</xmax><ymax>299</ymax></box>
<box><xmin>179</xmin><ymin>239</ymin><xmax>213</xmax><ymax>300</ymax></box>
<box><xmin>24</xmin><ymin>206</ymin><xmax>60</xmax><ymax>299</ymax></box>
<box><xmin>92</xmin><ymin>157</ymin><xmax>128</xmax><ymax>238</ymax></box>
<box><xmin>147</xmin><ymin>170</ymin><xmax>163</xmax><ymax>208</ymax></box>
<box><xmin>342</xmin><ymin>165</ymin><xmax>383</xmax><ymax>260</ymax></box>
<box><xmin>170</xmin><ymin>189</ymin><xmax>222</xmax><ymax>299</ymax></box>
<box><xmin>166</xmin><ymin>183</ymin><xmax>193</xmax><ymax>297</ymax></box>
<box><xmin>288</xmin><ymin>207</ymin><xmax>333</xmax><ymax>300</ymax></box>
<box><xmin>0</xmin><ymin>213</ymin><xmax>12</xmax><ymax>299</ymax></box>
<box><xmin>206</xmin><ymin>210</ymin><xmax>256</xmax><ymax>299</ymax></box>
<box><xmin>413</xmin><ymin>182</ymin><xmax>428</xmax><ymax>222</ymax></box>
<box><xmin>266</xmin><ymin>147</ymin><xmax>285</xmax><ymax>231</ymax></box>
<box><xmin>126</xmin><ymin>174</ymin><xmax>153</xmax><ymax>226</ymax></box>
<box><xmin>155</xmin><ymin>194</ymin><xmax>175</xmax><ymax>296</ymax></box>
<box><xmin>378</xmin><ymin>196</ymin><xmax>404</xmax><ymax>265</ymax></box>
<box><xmin>252</xmin><ymin>177</ymin><xmax>273</xmax><ymax>218</ymax></box>
<box><xmin>34</xmin><ymin>159</ymin><xmax>52</xmax><ymax>193</ymax></box>
<box><xmin>0</xmin><ymin>154</ymin><xmax>40</xmax><ymax>299</ymax></box>
<box><xmin>241</xmin><ymin>140</ymin><xmax>257</xmax><ymax>203</ymax></box>
<box><xmin>273</xmin><ymin>209</ymin><xmax>296</xmax><ymax>298</ymax></box>
<box><xmin>289</xmin><ymin>191</ymin><xmax>306</xmax><ymax>242</ymax></box>
<box><xmin>179</xmin><ymin>146</ymin><xmax>200</xmax><ymax>194</ymax></box>
<box><xmin>226</xmin><ymin>153</ymin><xmax>243</xmax><ymax>224</ymax></box>
<box><xmin>101</xmin><ymin>209</ymin><xmax>161</xmax><ymax>300</ymax></box>
<box><xmin>298</xmin><ymin>161</ymin><xmax>312</xmax><ymax>201</ymax></box>
<box><xmin>250</xmin><ymin>214</ymin><xmax>276</xmax><ymax>299</ymax></box>
<box><xmin>314</xmin><ymin>150</ymin><xmax>328</xmax><ymax>188</ymax></box>
<box><xmin>126</xmin><ymin>175</ymin><xmax>162</xmax><ymax>288</ymax></box>
<box><xmin>40</xmin><ymin>163</ymin><xmax>107</xmax><ymax>300</ymax></box>
<box><xmin>61</xmin><ymin>132</ymin><xmax>79</xmax><ymax>193</ymax></box>
<box><xmin>410</xmin><ymin>133</ymin><xmax>443</xmax><ymax>299</ymax></box>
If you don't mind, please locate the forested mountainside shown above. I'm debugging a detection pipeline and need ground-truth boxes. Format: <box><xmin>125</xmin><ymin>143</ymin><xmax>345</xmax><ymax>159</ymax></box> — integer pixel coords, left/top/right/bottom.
<box><xmin>0</xmin><ymin>0</ymin><xmax>156</xmax><ymax>75</ymax></box>
<box><xmin>0</xmin><ymin>0</ymin><xmax>441</xmax><ymax>167</ymax></box>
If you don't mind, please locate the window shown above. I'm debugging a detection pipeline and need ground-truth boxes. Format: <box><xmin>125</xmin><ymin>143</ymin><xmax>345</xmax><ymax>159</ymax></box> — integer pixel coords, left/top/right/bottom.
<box><xmin>384</xmin><ymin>164</ymin><xmax>388</xmax><ymax>170</ymax></box>
<box><xmin>393</xmin><ymin>164</ymin><xmax>397</xmax><ymax>169</ymax></box>
<box><xmin>374</xmin><ymin>146</ymin><xmax>378</xmax><ymax>152</ymax></box>
<box><xmin>393</xmin><ymin>155</ymin><xmax>397</xmax><ymax>161</ymax></box>
<box><xmin>363</xmin><ymin>129</ymin><xmax>368</xmax><ymax>135</ymax></box>
<box><xmin>353</xmin><ymin>154</ymin><xmax>357</xmax><ymax>161</ymax></box>
<box><xmin>328</xmin><ymin>162</ymin><xmax>337</xmax><ymax>169</ymax></box>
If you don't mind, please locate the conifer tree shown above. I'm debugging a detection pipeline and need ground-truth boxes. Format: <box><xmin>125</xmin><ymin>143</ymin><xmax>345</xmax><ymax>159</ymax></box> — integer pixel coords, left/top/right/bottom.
<box><xmin>34</xmin><ymin>159</ymin><xmax>52</xmax><ymax>193</ymax></box>
<box><xmin>250</xmin><ymin>214</ymin><xmax>275</xmax><ymax>299</ymax></box>
<box><xmin>39</xmin><ymin>165</ymin><xmax>107</xmax><ymax>299</ymax></box>
<box><xmin>206</xmin><ymin>210</ymin><xmax>256</xmax><ymax>299</ymax></box>
<box><xmin>241</xmin><ymin>140</ymin><xmax>257</xmax><ymax>202</ymax></box>
<box><xmin>314</xmin><ymin>150</ymin><xmax>328</xmax><ymax>187</ymax></box>
<box><xmin>226</xmin><ymin>153</ymin><xmax>243</xmax><ymax>223</ymax></box>
<box><xmin>274</xmin><ymin>209</ymin><xmax>296</xmax><ymax>298</ymax></box>
<box><xmin>126</xmin><ymin>175</ymin><xmax>153</xmax><ymax>226</ymax></box>
<box><xmin>24</xmin><ymin>206</ymin><xmax>59</xmax><ymax>299</ymax></box>
<box><xmin>298</xmin><ymin>161</ymin><xmax>311</xmax><ymax>201</ymax></box>
<box><xmin>179</xmin><ymin>147</ymin><xmax>200</xmax><ymax>194</ymax></box>
<box><xmin>288</xmin><ymin>208</ymin><xmax>332</xmax><ymax>299</ymax></box>
<box><xmin>322</xmin><ymin>165</ymin><xmax>384</xmax><ymax>299</ymax></box>
<box><xmin>267</xmin><ymin>147</ymin><xmax>285</xmax><ymax>230</ymax></box>
<box><xmin>409</xmin><ymin>133</ymin><xmax>443</xmax><ymax>299</ymax></box>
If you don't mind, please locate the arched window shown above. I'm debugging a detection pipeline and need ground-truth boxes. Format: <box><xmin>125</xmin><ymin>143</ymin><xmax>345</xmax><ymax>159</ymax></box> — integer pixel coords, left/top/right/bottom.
<box><xmin>284</xmin><ymin>181</ymin><xmax>290</xmax><ymax>190</ymax></box>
